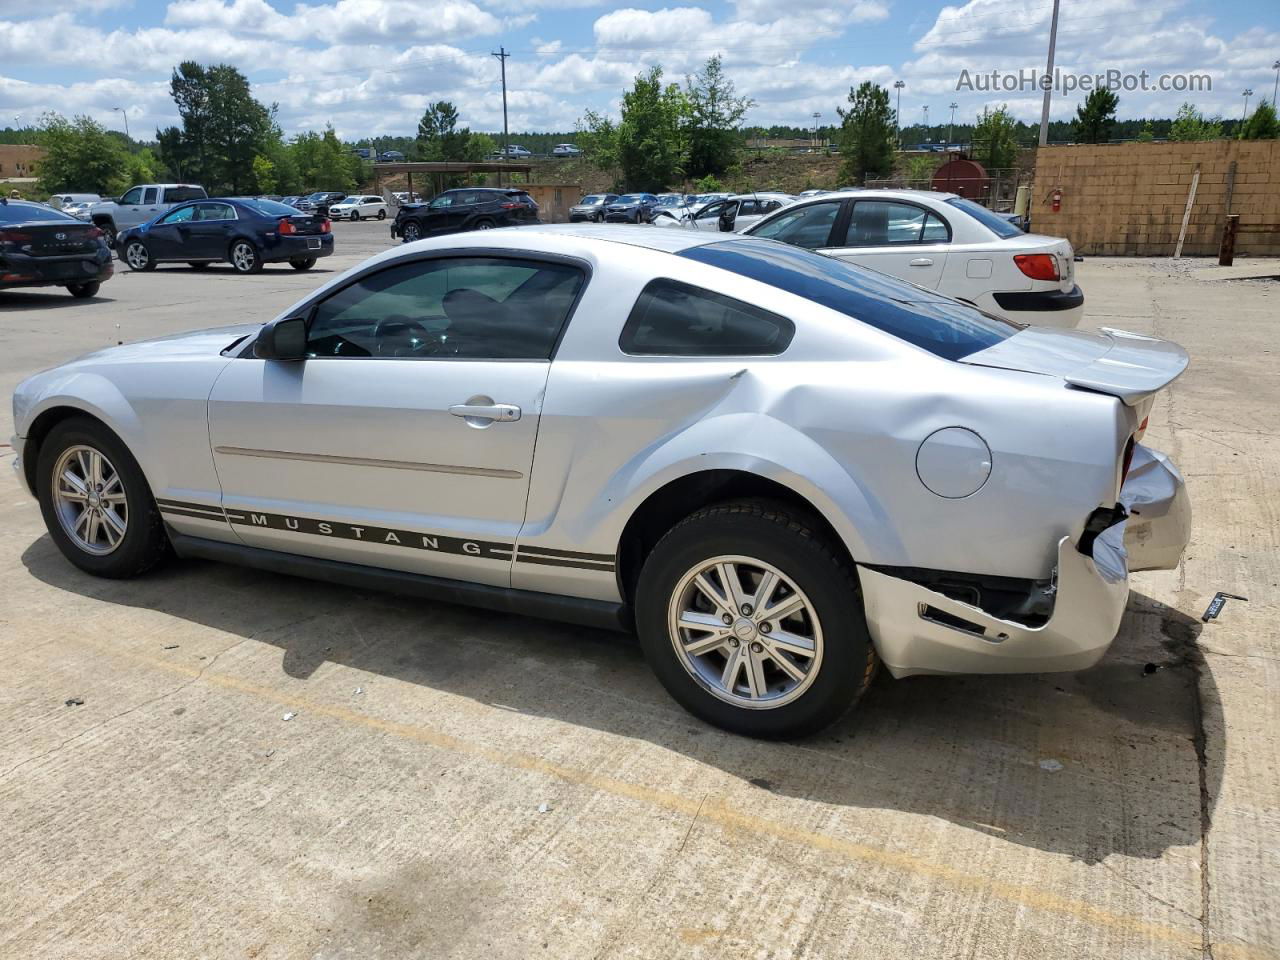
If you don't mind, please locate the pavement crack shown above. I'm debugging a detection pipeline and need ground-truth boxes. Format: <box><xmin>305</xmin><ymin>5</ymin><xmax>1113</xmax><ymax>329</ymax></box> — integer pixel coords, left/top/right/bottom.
<box><xmin>1096</xmin><ymin>861</ymin><xmax>1202</xmax><ymax>924</ymax></box>
<box><xmin>0</xmin><ymin>636</ymin><xmax>249</xmax><ymax>784</ymax></box>
<box><xmin>677</xmin><ymin>792</ymin><xmax>709</xmax><ymax>854</ymax></box>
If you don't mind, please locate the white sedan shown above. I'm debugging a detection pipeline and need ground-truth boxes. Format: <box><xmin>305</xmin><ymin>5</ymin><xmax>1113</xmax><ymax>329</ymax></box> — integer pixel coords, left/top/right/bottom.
<box><xmin>742</xmin><ymin>189</ymin><xmax>1083</xmax><ymax>328</ymax></box>
<box><xmin>327</xmin><ymin>195</ymin><xmax>389</xmax><ymax>221</ymax></box>
<box><xmin>11</xmin><ymin>225</ymin><xmax>1188</xmax><ymax>737</ymax></box>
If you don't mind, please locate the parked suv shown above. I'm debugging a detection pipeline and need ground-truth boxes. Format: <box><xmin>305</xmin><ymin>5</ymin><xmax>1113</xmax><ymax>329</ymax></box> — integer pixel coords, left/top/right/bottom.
<box><xmin>568</xmin><ymin>194</ymin><xmax>618</xmax><ymax>222</ymax></box>
<box><xmin>390</xmin><ymin>188</ymin><xmax>539</xmax><ymax>242</ymax></box>
<box><xmin>87</xmin><ymin>184</ymin><xmax>207</xmax><ymax>247</ymax></box>
<box><xmin>603</xmin><ymin>194</ymin><xmax>659</xmax><ymax>223</ymax></box>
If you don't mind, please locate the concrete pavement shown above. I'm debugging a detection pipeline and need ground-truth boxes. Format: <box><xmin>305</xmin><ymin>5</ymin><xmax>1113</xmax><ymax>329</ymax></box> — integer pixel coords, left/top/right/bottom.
<box><xmin>1</xmin><ymin>226</ymin><xmax>1277</xmax><ymax>959</ymax></box>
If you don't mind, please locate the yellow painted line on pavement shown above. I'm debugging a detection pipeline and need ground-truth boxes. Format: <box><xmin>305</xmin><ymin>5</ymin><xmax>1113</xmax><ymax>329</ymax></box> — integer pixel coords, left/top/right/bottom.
<box><xmin>62</xmin><ymin>633</ymin><xmax>1278</xmax><ymax>959</ymax></box>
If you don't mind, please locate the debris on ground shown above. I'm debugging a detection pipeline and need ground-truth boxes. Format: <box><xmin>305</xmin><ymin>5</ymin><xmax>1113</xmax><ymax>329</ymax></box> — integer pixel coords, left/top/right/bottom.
<box><xmin>1202</xmin><ymin>591</ymin><xmax>1248</xmax><ymax>622</ymax></box>
<box><xmin>1039</xmin><ymin>759</ymin><xmax>1064</xmax><ymax>772</ymax></box>
<box><xmin>282</xmin><ymin>712</ymin><xmax>297</xmax><ymax>722</ymax></box>
<box><xmin>353</xmin><ymin>687</ymin><xmax>363</xmax><ymax>695</ymax></box>
<box><xmin>163</xmin><ymin>645</ymin><xmax>179</xmax><ymax>650</ymax></box>
<box><xmin>64</xmin><ymin>697</ymin><xmax>84</xmax><ymax>707</ymax></box>
<box><xmin>537</xmin><ymin>803</ymin><xmax>551</xmax><ymax>813</ymax></box>
<box><xmin>1143</xmin><ymin>662</ymin><xmax>1160</xmax><ymax>676</ymax></box>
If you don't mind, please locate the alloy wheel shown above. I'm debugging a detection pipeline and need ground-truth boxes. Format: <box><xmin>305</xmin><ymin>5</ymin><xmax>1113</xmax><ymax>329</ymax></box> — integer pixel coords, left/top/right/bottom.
<box><xmin>667</xmin><ymin>554</ymin><xmax>824</xmax><ymax>709</ymax></box>
<box><xmin>125</xmin><ymin>242</ymin><xmax>149</xmax><ymax>270</ymax></box>
<box><xmin>52</xmin><ymin>444</ymin><xmax>128</xmax><ymax>556</ymax></box>
<box><xmin>231</xmin><ymin>242</ymin><xmax>256</xmax><ymax>272</ymax></box>
<box><xmin>403</xmin><ymin>223</ymin><xmax>421</xmax><ymax>242</ymax></box>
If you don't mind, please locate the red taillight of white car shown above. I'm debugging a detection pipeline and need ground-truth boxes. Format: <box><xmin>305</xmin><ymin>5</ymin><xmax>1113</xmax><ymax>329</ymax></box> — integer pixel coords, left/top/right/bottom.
<box><xmin>1013</xmin><ymin>253</ymin><xmax>1061</xmax><ymax>281</ymax></box>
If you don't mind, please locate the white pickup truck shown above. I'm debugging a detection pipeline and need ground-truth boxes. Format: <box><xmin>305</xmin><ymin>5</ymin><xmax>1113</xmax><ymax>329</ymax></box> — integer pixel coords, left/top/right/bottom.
<box><xmin>87</xmin><ymin>184</ymin><xmax>207</xmax><ymax>247</ymax></box>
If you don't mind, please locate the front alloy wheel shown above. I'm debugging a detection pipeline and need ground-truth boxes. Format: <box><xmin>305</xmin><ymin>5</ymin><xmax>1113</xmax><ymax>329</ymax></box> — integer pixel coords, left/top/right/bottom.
<box><xmin>350</xmin><ymin>210</ymin><xmax>361</xmax><ymax>221</ymax></box>
<box><xmin>401</xmin><ymin>221</ymin><xmax>421</xmax><ymax>243</ymax></box>
<box><xmin>124</xmin><ymin>240</ymin><xmax>153</xmax><ymax>271</ymax></box>
<box><xmin>52</xmin><ymin>445</ymin><xmax>128</xmax><ymax>555</ymax></box>
<box><xmin>230</xmin><ymin>240</ymin><xmax>262</xmax><ymax>274</ymax></box>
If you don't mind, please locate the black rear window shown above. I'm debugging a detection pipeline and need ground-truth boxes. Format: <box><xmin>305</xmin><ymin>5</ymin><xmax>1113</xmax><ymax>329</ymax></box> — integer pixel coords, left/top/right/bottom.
<box><xmin>945</xmin><ymin>197</ymin><xmax>1022</xmax><ymax>239</ymax></box>
<box><xmin>165</xmin><ymin>186</ymin><xmax>207</xmax><ymax>203</ymax></box>
<box><xmin>0</xmin><ymin>202</ymin><xmax>78</xmax><ymax>224</ymax></box>
<box><xmin>679</xmin><ymin>240</ymin><xmax>1019</xmax><ymax>361</ymax></box>
<box><xmin>237</xmin><ymin>198</ymin><xmax>301</xmax><ymax>216</ymax></box>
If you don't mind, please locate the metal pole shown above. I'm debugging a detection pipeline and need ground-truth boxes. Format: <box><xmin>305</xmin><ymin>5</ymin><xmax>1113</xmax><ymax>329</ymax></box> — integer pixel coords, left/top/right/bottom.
<box><xmin>1037</xmin><ymin>0</ymin><xmax>1060</xmax><ymax>146</ymax></box>
<box><xmin>893</xmin><ymin>80</ymin><xmax>904</xmax><ymax>148</ymax></box>
<box><xmin>113</xmin><ymin>107</ymin><xmax>129</xmax><ymax>140</ymax></box>
<box><xmin>1273</xmin><ymin>60</ymin><xmax>1279</xmax><ymax>105</ymax></box>
<box><xmin>1241</xmin><ymin>89</ymin><xmax>1253</xmax><ymax>121</ymax></box>
<box><xmin>492</xmin><ymin>46</ymin><xmax>510</xmax><ymax>187</ymax></box>
<box><xmin>948</xmin><ymin>102</ymin><xmax>957</xmax><ymax>149</ymax></box>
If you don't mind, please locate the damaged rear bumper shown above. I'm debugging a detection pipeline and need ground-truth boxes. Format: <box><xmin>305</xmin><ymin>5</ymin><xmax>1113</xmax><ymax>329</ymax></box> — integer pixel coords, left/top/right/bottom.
<box><xmin>861</xmin><ymin>443</ymin><xmax>1190</xmax><ymax>678</ymax></box>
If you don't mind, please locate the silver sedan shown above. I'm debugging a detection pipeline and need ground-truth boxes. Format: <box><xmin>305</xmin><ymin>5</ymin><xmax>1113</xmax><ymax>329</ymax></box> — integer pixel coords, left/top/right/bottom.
<box><xmin>11</xmin><ymin>225</ymin><xmax>1191</xmax><ymax>737</ymax></box>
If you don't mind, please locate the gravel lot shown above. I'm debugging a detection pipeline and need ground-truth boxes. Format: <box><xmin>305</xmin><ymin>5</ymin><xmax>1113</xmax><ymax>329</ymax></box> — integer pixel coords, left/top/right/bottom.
<box><xmin>2</xmin><ymin>221</ymin><xmax>1277</xmax><ymax>959</ymax></box>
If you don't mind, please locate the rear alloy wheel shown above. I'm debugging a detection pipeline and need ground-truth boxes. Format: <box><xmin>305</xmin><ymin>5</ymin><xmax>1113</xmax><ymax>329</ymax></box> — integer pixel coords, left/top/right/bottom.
<box><xmin>289</xmin><ymin>257</ymin><xmax>317</xmax><ymax>271</ymax></box>
<box><xmin>636</xmin><ymin>501</ymin><xmax>877</xmax><ymax>738</ymax></box>
<box><xmin>124</xmin><ymin>240</ymin><xmax>154</xmax><ymax>271</ymax></box>
<box><xmin>401</xmin><ymin>221</ymin><xmax>422</xmax><ymax>243</ymax></box>
<box><xmin>229</xmin><ymin>240</ymin><xmax>263</xmax><ymax>274</ymax></box>
<box><xmin>67</xmin><ymin>281</ymin><xmax>101</xmax><ymax>298</ymax></box>
<box><xmin>36</xmin><ymin>417</ymin><xmax>169</xmax><ymax>578</ymax></box>
<box><xmin>474</xmin><ymin>219</ymin><xmax>495</xmax><ymax>230</ymax></box>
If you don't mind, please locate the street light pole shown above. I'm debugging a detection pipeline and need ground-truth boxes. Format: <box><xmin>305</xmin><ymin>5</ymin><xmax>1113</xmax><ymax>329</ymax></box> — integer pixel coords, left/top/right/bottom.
<box><xmin>1037</xmin><ymin>0</ymin><xmax>1061</xmax><ymax>146</ymax></box>
<box><xmin>811</xmin><ymin>111</ymin><xmax>821</xmax><ymax>150</ymax></box>
<box><xmin>1273</xmin><ymin>60</ymin><xmax>1280</xmax><ymax>105</ymax></box>
<box><xmin>893</xmin><ymin>79</ymin><xmax>904</xmax><ymax>147</ymax></box>
<box><xmin>1242</xmin><ymin>89</ymin><xmax>1253</xmax><ymax>122</ymax></box>
<box><xmin>492</xmin><ymin>46</ymin><xmax>511</xmax><ymax>186</ymax></box>
<box><xmin>111</xmin><ymin>106</ymin><xmax>129</xmax><ymax>140</ymax></box>
<box><xmin>948</xmin><ymin>102</ymin><xmax>957</xmax><ymax>148</ymax></box>
<box><xmin>922</xmin><ymin>104</ymin><xmax>929</xmax><ymax>139</ymax></box>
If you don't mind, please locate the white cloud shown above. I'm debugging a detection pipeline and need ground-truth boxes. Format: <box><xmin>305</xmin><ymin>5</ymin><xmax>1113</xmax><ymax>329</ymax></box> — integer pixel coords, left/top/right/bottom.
<box><xmin>165</xmin><ymin>0</ymin><xmax>502</xmax><ymax>42</ymax></box>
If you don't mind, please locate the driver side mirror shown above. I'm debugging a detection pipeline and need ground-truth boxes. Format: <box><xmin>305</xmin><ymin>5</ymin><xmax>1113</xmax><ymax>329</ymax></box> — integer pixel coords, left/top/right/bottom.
<box><xmin>254</xmin><ymin>316</ymin><xmax>308</xmax><ymax>361</ymax></box>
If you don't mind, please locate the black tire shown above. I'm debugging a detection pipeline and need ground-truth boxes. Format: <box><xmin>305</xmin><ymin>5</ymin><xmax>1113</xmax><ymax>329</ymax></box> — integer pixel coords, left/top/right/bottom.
<box><xmin>187</xmin><ymin>262</ymin><xmax>211</xmax><ymax>270</ymax></box>
<box><xmin>289</xmin><ymin>257</ymin><xmax>317</xmax><ymax>271</ymax></box>
<box><xmin>401</xmin><ymin>221</ymin><xmax>422</xmax><ymax>243</ymax></box>
<box><xmin>473</xmin><ymin>218</ymin><xmax>495</xmax><ymax>230</ymax></box>
<box><xmin>67</xmin><ymin>281</ymin><xmax>100</xmax><ymax>298</ymax></box>
<box><xmin>635</xmin><ymin>501</ymin><xmax>877</xmax><ymax>739</ymax></box>
<box><xmin>95</xmin><ymin>221</ymin><xmax>118</xmax><ymax>249</ymax></box>
<box><xmin>123</xmin><ymin>239</ymin><xmax>155</xmax><ymax>271</ymax></box>
<box><xmin>350</xmin><ymin>210</ymin><xmax>361</xmax><ymax>221</ymax></box>
<box><xmin>229</xmin><ymin>239</ymin><xmax>263</xmax><ymax>274</ymax></box>
<box><xmin>376</xmin><ymin>208</ymin><xmax>387</xmax><ymax>220</ymax></box>
<box><xmin>36</xmin><ymin>416</ymin><xmax>169</xmax><ymax>579</ymax></box>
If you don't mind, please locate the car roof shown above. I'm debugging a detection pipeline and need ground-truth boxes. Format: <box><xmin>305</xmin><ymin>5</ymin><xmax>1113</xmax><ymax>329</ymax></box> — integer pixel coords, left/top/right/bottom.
<box><xmin>830</xmin><ymin>187</ymin><xmax>961</xmax><ymax>201</ymax></box>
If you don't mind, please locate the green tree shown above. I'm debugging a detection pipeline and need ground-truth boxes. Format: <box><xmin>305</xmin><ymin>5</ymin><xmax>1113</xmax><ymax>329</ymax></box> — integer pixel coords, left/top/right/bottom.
<box><xmin>1169</xmin><ymin>103</ymin><xmax>1223</xmax><ymax>142</ymax></box>
<box><xmin>1136</xmin><ymin>120</ymin><xmax>1155</xmax><ymax>142</ymax></box>
<box><xmin>684</xmin><ymin>55</ymin><xmax>753</xmax><ymax>179</ymax></box>
<box><xmin>1074</xmin><ymin>87</ymin><xmax>1119</xmax><ymax>143</ymax></box>
<box><xmin>835</xmin><ymin>81</ymin><xmax>895</xmax><ymax>185</ymax></box>
<box><xmin>972</xmin><ymin>105</ymin><xmax>1018</xmax><ymax>169</ymax></box>
<box><xmin>162</xmin><ymin>61</ymin><xmax>276</xmax><ymax>191</ymax></box>
<box><xmin>1239</xmin><ymin>101</ymin><xmax>1279</xmax><ymax>140</ymax></box>
<box><xmin>416</xmin><ymin>101</ymin><xmax>474</xmax><ymax>161</ymax></box>
<box><xmin>610</xmin><ymin>66</ymin><xmax>689</xmax><ymax>191</ymax></box>
<box><xmin>251</xmin><ymin>155</ymin><xmax>277</xmax><ymax>193</ymax></box>
<box><xmin>577</xmin><ymin>110</ymin><xmax>620</xmax><ymax>175</ymax></box>
<box><xmin>36</xmin><ymin>113</ymin><xmax>128</xmax><ymax>194</ymax></box>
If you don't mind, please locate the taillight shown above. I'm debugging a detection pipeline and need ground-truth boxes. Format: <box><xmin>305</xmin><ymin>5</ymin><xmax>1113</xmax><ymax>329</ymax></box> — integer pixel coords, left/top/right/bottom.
<box><xmin>320</xmin><ymin>219</ymin><xmax>331</xmax><ymax>234</ymax></box>
<box><xmin>278</xmin><ymin>218</ymin><xmax>297</xmax><ymax>235</ymax></box>
<box><xmin>0</xmin><ymin>230</ymin><xmax>33</xmax><ymax>249</ymax></box>
<box><xmin>500</xmin><ymin>202</ymin><xmax>519</xmax><ymax>209</ymax></box>
<box><xmin>1013</xmin><ymin>253</ymin><xmax>1060</xmax><ymax>281</ymax></box>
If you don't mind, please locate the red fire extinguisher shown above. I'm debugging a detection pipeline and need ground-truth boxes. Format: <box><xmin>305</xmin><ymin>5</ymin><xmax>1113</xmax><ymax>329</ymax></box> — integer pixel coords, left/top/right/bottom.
<box><xmin>1051</xmin><ymin>188</ymin><xmax>1062</xmax><ymax>212</ymax></box>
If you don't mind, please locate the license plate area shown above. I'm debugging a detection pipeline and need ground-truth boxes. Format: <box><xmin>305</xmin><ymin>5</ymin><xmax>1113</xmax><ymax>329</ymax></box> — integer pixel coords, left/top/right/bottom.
<box><xmin>307</xmin><ymin>238</ymin><xmax>321</xmax><ymax>249</ymax></box>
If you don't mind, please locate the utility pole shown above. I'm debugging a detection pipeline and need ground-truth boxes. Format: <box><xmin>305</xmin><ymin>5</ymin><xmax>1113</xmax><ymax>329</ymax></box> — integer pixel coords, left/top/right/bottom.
<box><xmin>112</xmin><ymin>106</ymin><xmax>129</xmax><ymax>140</ymax></box>
<box><xmin>1273</xmin><ymin>59</ymin><xmax>1279</xmax><ymax>106</ymax></box>
<box><xmin>948</xmin><ymin>102</ymin><xmax>958</xmax><ymax>149</ymax></box>
<box><xmin>492</xmin><ymin>46</ymin><xmax>511</xmax><ymax>186</ymax></box>
<box><xmin>1037</xmin><ymin>0</ymin><xmax>1060</xmax><ymax>146</ymax></box>
<box><xmin>893</xmin><ymin>80</ymin><xmax>904</xmax><ymax>147</ymax></box>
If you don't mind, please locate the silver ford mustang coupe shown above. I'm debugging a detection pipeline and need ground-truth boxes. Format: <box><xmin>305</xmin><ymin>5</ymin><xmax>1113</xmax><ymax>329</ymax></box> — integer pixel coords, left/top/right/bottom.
<box><xmin>11</xmin><ymin>225</ymin><xmax>1192</xmax><ymax>738</ymax></box>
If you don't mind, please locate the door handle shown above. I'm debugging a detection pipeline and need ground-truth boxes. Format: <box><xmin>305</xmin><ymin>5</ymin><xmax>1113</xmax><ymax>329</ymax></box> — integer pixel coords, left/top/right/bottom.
<box><xmin>449</xmin><ymin>402</ymin><xmax>521</xmax><ymax>423</ymax></box>
<box><xmin>909</xmin><ymin>258</ymin><xmax>934</xmax><ymax>267</ymax></box>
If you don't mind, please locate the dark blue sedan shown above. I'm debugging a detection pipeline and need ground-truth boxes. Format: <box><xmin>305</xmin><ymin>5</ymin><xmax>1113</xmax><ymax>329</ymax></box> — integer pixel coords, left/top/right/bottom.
<box><xmin>117</xmin><ymin>197</ymin><xmax>334</xmax><ymax>274</ymax></box>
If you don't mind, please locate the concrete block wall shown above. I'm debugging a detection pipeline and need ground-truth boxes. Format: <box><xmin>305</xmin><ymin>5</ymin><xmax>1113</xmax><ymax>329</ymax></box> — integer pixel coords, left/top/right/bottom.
<box><xmin>1030</xmin><ymin>141</ymin><xmax>1280</xmax><ymax>257</ymax></box>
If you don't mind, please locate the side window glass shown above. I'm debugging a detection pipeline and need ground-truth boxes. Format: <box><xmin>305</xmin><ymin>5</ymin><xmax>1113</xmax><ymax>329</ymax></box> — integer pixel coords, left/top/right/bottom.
<box><xmin>619</xmin><ymin>278</ymin><xmax>795</xmax><ymax>357</ymax></box>
<box><xmin>142</xmin><ymin>188</ymin><xmax>158</xmax><ymax>204</ymax></box>
<box><xmin>161</xmin><ymin>205</ymin><xmax>196</xmax><ymax>224</ymax></box>
<box><xmin>306</xmin><ymin>257</ymin><xmax>586</xmax><ymax>360</ymax></box>
<box><xmin>750</xmin><ymin>201</ymin><xmax>839</xmax><ymax>249</ymax></box>
<box><xmin>922</xmin><ymin>213</ymin><xmax>950</xmax><ymax>242</ymax></box>
<box><xmin>739</xmin><ymin>200</ymin><xmax>759</xmax><ymax>216</ymax></box>
<box><xmin>845</xmin><ymin>201</ymin><xmax>930</xmax><ymax>246</ymax></box>
<box><xmin>430</xmin><ymin>194</ymin><xmax>454</xmax><ymax>209</ymax></box>
<box><xmin>121</xmin><ymin>187</ymin><xmax>143</xmax><ymax>204</ymax></box>
<box><xmin>695</xmin><ymin>201</ymin><xmax>723</xmax><ymax>221</ymax></box>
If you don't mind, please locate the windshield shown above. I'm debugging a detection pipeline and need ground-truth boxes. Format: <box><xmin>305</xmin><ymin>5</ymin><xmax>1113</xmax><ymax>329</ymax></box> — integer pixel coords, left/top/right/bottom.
<box><xmin>656</xmin><ymin>196</ymin><xmax>682</xmax><ymax>206</ymax></box>
<box><xmin>165</xmin><ymin>186</ymin><xmax>207</xmax><ymax>203</ymax></box>
<box><xmin>617</xmin><ymin>195</ymin><xmax>644</xmax><ymax>204</ymax></box>
<box><xmin>0</xmin><ymin>202</ymin><xmax>79</xmax><ymax>224</ymax></box>
<box><xmin>238</xmin><ymin>198</ymin><xmax>302</xmax><ymax>216</ymax></box>
<box><xmin>679</xmin><ymin>240</ymin><xmax>1020</xmax><ymax>361</ymax></box>
<box><xmin>945</xmin><ymin>197</ymin><xmax>1023</xmax><ymax>239</ymax></box>
<box><xmin>581</xmin><ymin>195</ymin><xmax>604</xmax><ymax>204</ymax></box>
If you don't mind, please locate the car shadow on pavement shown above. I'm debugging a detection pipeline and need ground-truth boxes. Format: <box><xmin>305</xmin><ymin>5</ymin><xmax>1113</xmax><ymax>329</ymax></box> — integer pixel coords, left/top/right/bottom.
<box><xmin>21</xmin><ymin>534</ymin><xmax>1219</xmax><ymax>865</ymax></box>
<box><xmin>0</xmin><ymin>290</ymin><xmax>115</xmax><ymax>307</ymax></box>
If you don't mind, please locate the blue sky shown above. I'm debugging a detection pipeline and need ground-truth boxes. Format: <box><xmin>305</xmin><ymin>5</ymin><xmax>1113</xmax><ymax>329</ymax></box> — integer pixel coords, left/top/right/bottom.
<box><xmin>1</xmin><ymin>0</ymin><xmax>1276</xmax><ymax>139</ymax></box>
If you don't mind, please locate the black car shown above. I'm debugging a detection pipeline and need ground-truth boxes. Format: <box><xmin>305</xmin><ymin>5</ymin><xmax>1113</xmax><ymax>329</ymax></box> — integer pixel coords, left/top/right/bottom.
<box><xmin>391</xmin><ymin>188</ymin><xmax>539</xmax><ymax>242</ymax></box>
<box><xmin>603</xmin><ymin>193</ymin><xmax>659</xmax><ymax>223</ymax></box>
<box><xmin>568</xmin><ymin>193</ymin><xmax>618</xmax><ymax>222</ymax></box>
<box><xmin>116</xmin><ymin>197</ymin><xmax>334</xmax><ymax>274</ymax></box>
<box><xmin>296</xmin><ymin>191</ymin><xmax>347</xmax><ymax>216</ymax></box>
<box><xmin>0</xmin><ymin>198</ymin><xmax>113</xmax><ymax>298</ymax></box>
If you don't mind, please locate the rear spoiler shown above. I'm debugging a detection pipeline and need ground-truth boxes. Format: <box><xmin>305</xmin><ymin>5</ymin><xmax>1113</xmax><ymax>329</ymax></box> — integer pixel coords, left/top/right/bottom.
<box><xmin>1064</xmin><ymin>328</ymin><xmax>1189</xmax><ymax>406</ymax></box>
